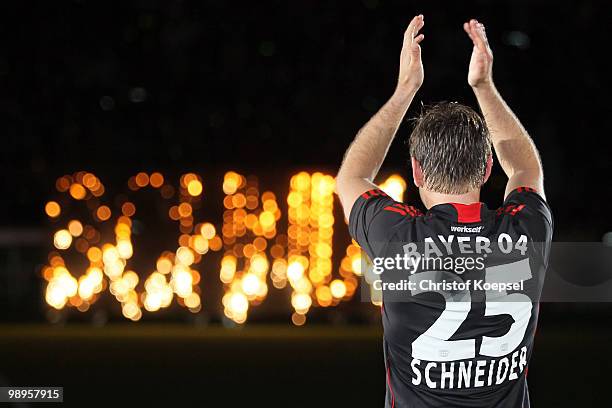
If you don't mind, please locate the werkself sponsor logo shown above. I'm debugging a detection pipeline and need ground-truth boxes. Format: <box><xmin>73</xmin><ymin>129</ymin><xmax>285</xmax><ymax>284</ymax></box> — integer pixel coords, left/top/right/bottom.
<box><xmin>450</xmin><ymin>225</ymin><xmax>484</xmax><ymax>233</ymax></box>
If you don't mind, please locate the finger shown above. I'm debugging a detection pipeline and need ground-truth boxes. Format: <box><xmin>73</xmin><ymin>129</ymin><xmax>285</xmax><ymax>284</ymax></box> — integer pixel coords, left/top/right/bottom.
<box><xmin>471</xmin><ymin>20</ymin><xmax>486</xmax><ymax>44</ymax></box>
<box><xmin>408</xmin><ymin>16</ymin><xmax>424</xmax><ymax>53</ymax></box>
<box><xmin>413</xmin><ymin>16</ymin><xmax>425</xmax><ymax>39</ymax></box>
<box><xmin>463</xmin><ymin>22</ymin><xmax>476</xmax><ymax>43</ymax></box>
<box><xmin>477</xmin><ymin>23</ymin><xmax>490</xmax><ymax>52</ymax></box>
<box><xmin>404</xmin><ymin>15</ymin><xmax>418</xmax><ymax>37</ymax></box>
<box><xmin>404</xmin><ymin>14</ymin><xmax>424</xmax><ymax>40</ymax></box>
<box><xmin>464</xmin><ymin>20</ymin><xmax>480</xmax><ymax>44</ymax></box>
<box><xmin>469</xmin><ymin>19</ymin><xmax>488</xmax><ymax>51</ymax></box>
<box><xmin>478</xmin><ymin>23</ymin><xmax>489</xmax><ymax>43</ymax></box>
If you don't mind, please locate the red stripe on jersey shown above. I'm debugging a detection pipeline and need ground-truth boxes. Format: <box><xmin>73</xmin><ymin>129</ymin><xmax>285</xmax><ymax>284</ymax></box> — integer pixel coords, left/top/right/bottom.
<box><xmin>384</xmin><ymin>206</ymin><xmax>406</xmax><ymax>216</ymax></box>
<box><xmin>393</xmin><ymin>203</ymin><xmax>423</xmax><ymax>217</ymax></box>
<box><xmin>496</xmin><ymin>203</ymin><xmax>527</xmax><ymax>217</ymax></box>
<box><xmin>510</xmin><ymin>204</ymin><xmax>526</xmax><ymax>215</ymax></box>
<box><xmin>409</xmin><ymin>206</ymin><xmax>423</xmax><ymax>216</ymax></box>
<box><xmin>517</xmin><ymin>186</ymin><xmax>536</xmax><ymax>193</ymax></box>
<box><xmin>361</xmin><ymin>189</ymin><xmax>389</xmax><ymax>200</ymax></box>
<box><xmin>450</xmin><ymin>202</ymin><xmax>482</xmax><ymax>223</ymax></box>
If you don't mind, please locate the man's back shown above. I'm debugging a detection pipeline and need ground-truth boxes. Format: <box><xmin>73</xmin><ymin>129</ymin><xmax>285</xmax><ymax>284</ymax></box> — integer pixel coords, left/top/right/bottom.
<box><xmin>349</xmin><ymin>187</ymin><xmax>553</xmax><ymax>407</ymax></box>
<box><xmin>336</xmin><ymin>14</ymin><xmax>551</xmax><ymax>408</ymax></box>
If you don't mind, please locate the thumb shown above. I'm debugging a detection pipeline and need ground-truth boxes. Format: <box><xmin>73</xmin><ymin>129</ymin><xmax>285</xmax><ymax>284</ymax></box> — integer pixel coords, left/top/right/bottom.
<box><xmin>411</xmin><ymin>34</ymin><xmax>424</xmax><ymax>62</ymax></box>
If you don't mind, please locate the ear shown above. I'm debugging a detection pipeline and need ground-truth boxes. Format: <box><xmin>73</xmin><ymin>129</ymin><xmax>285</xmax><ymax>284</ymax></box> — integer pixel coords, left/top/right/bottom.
<box><xmin>411</xmin><ymin>157</ymin><xmax>424</xmax><ymax>188</ymax></box>
<box><xmin>482</xmin><ymin>154</ymin><xmax>493</xmax><ymax>184</ymax></box>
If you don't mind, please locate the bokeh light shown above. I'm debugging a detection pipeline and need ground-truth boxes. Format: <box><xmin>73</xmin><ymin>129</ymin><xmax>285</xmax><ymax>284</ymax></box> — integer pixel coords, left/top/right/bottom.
<box><xmin>285</xmin><ymin>171</ymin><xmax>358</xmax><ymax>325</ymax></box>
<box><xmin>220</xmin><ymin>171</ymin><xmax>280</xmax><ymax>324</ymax></box>
<box><xmin>43</xmin><ymin>171</ymin><xmax>407</xmax><ymax>322</ymax></box>
<box><xmin>42</xmin><ymin>171</ymin><xmax>222</xmax><ymax>320</ymax></box>
<box><xmin>45</xmin><ymin>201</ymin><xmax>61</xmax><ymax>218</ymax></box>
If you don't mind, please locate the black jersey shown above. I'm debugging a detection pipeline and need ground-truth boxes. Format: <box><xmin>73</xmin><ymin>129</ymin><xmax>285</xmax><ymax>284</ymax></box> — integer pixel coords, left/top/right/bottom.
<box><xmin>349</xmin><ymin>187</ymin><xmax>553</xmax><ymax>408</ymax></box>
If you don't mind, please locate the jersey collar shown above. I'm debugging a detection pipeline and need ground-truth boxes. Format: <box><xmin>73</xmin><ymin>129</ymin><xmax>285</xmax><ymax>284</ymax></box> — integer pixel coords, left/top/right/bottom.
<box><xmin>428</xmin><ymin>202</ymin><xmax>488</xmax><ymax>223</ymax></box>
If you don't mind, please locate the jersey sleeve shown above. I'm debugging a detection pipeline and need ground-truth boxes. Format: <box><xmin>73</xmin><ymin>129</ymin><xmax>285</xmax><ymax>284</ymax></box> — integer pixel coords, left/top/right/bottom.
<box><xmin>348</xmin><ymin>188</ymin><xmax>420</xmax><ymax>260</ymax></box>
<box><xmin>500</xmin><ymin>186</ymin><xmax>554</xmax><ymax>246</ymax></box>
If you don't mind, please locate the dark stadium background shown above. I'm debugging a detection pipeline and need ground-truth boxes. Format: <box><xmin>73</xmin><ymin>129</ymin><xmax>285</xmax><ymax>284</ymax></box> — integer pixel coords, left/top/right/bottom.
<box><xmin>1</xmin><ymin>0</ymin><xmax>611</xmax><ymax>406</ymax></box>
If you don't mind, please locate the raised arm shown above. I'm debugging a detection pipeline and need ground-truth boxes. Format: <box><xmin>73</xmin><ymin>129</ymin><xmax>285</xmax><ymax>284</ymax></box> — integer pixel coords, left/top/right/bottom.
<box><xmin>336</xmin><ymin>15</ymin><xmax>425</xmax><ymax>220</ymax></box>
<box><xmin>463</xmin><ymin>19</ymin><xmax>545</xmax><ymax>199</ymax></box>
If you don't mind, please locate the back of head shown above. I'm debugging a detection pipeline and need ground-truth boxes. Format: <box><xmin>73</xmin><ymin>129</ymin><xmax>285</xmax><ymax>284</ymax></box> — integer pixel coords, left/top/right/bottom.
<box><xmin>409</xmin><ymin>102</ymin><xmax>492</xmax><ymax>195</ymax></box>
